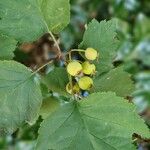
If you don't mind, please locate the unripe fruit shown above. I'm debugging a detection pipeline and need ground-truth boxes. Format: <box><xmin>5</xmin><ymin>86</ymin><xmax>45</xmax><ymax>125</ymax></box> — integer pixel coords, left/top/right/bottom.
<box><xmin>66</xmin><ymin>83</ymin><xmax>72</xmax><ymax>94</ymax></box>
<box><xmin>82</xmin><ymin>61</ymin><xmax>96</xmax><ymax>75</ymax></box>
<box><xmin>67</xmin><ymin>61</ymin><xmax>82</xmax><ymax>76</ymax></box>
<box><xmin>78</xmin><ymin>76</ymin><xmax>93</xmax><ymax>90</ymax></box>
<box><xmin>85</xmin><ymin>48</ymin><xmax>98</xmax><ymax>60</ymax></box>
<box><xmin>73</xmin><ymin>83</ymin><xmax>80</xmax><ymax>93</ymax></box>
<box><xmin>66</xmin><ymin>83</ymin><xmax>80</xmax><ymax>94</ymax></box>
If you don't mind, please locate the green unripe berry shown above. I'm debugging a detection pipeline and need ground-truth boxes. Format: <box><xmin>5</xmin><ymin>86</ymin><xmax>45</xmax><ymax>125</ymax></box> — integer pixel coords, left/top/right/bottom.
<box><xmin>82</xmin><ymin>61</ymin><xmax>96</xmax><ymax>75</ymax></box>
<box><xmin>67</xmin><ymin>61</ymin><xmax>82</xmax><ymax>76</ymax></box>
<box><xmin>66</xmin><ymin>83</ymin><xmax>80</xmax><ymax>94</ymax></box>
<box><xmin>73</xmin><ymin>83</ymin><xmax>80</xmax><ymax>93</ymax></box>
<box><xmin>85</xmin><ymin>48</ymin><xmax>98</xmax><ymax>60</ymax></box>
<box><xmin>66</xmin><ymin>83</ymin><xmax>72</xmax><ymax>94</ymax></box>
<box><xmin>78</xmin><ymin>76</ymin><xmax>93</xmax><ymax>90</ymax></box>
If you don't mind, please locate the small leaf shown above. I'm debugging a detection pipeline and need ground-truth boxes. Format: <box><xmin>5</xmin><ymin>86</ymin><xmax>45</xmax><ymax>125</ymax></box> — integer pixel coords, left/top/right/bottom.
<box><xmin>40</xmin><ymin>96</ymin><xmax>59</xmax><ymax>119</ymax></box>
<box><xmin>93</xmin><ymin>67</ymin><xmax>135</xmax><ymax>97</ymax></box>
<box><xmin>42</xmin><ymin>67</ymin><xmax>69</xmax><ymax>95</ymax></box>
<box><xmin>80</xmin><ymin>19</ymin><xmax>120</xmax><ymax>75</ymax></box>
<box><xmin>0</xmin><ymin>61</ymin><xmax>42</xmax><ymax>135</ymax></box>
<box><xmin>0</xmin><ymin>35</ymin><xmax>17</xmax><ymax>60</ymax></box>
<box><xmin>36</xmin><ymin>92</ymin><xmax>149</xmax><ymax>150</ymax></box>
<box><xmin>0</xmin><ymin>0</ymin><xmax>70</xmax><ymax>42</ymax></box>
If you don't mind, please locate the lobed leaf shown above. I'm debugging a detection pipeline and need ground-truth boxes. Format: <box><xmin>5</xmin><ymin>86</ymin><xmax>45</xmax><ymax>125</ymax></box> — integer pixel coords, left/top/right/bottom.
<box><xmin>42</xmin><ymin>67</ymin><xmax>69</xmax><ymax>95</ymax></box>
<box><xmin>0</xmin><ymin>35</ymin><xmax>17</xmax><ymax>60</ymax></box>
<box><xmin>80</xmin><ymin>19</ymin><xmax>120</xmax><ymax>75</ymax></box>
<box><xmin>93</xmin><ymin>67</ymin><xmax>135</xmax><ymax>97</ymax></box>
<box><xmin>40</xmin><ymin>96</ymin><xmax>59</xmax><ymax>119</ymax></box>
<box><xmin>38</xmin><ymin>0</ymin><xmax>70</xmax><ymax>33</ymax></box>
<box><xmin>0</xmin><ymin>61</ymin><xmax>42</xmax><ymax>135</ymax></box>
<box><xmin>36</xmin><ymin>92</ymin><xmax>149</xmax><ymax>150</ymax></box>
<box><xmin>0</xmin><ymin>0</ymin><xmax>70</xmax><ymax>42</ymax></box>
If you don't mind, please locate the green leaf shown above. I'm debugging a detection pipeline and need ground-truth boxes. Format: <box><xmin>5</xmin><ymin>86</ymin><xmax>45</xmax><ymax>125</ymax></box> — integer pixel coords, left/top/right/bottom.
<box><xmin>93</xmin><ymin>67</ymin><xmax>135</xmax><ymax>97</ymax></box>
<box><xmin>0</xmin><ymin>35</ymin><xmax>17</xmax><ymax>60</ymax></box>
<box><xmin>38</xmin><ymin>0</ymin><xmax>70</xmax><ymax>33</ymax></box>
<box><xmin>42</xmin><ymin>67</ymin><xmax>69</xmax><ymax>95</ymax></box>
<box><xmin>40</xmin><ymin>83</ymin><xmax>49</xmax><ymax>98</ymax></box>
<box><xmin>80</xmin><ymin>19</ymin><xmax>120</xmax><ymax>75</ymax></box>
<box><xmin>36</xmin><ymin>92</ymin><xmax>149</xmax><ymax>150</ymax></box>
<box><xmin>0</xmin><ymin>0</ymin><xmax>70</xmax><ymax>42</ymax></box>
<box><xmin>0</xmin><ymin>61</ymin><xmax>42</xmax><ymax>135</ymax></box>
<box><xmin>40</xmin><ymin>96</ymin><xmax>59</xmax><ymax>119</ymax></box>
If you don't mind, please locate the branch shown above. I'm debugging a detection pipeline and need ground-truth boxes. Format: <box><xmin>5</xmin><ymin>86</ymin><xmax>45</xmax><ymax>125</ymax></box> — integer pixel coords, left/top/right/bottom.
<box><xmin>49</xmin><ymin>31</ymin><xmax>62</xmax><ymax>58</ymax></box>
<box><xmin>32</xmin><ymin>60</ymin><xmax>53</xmax><ymax>75</ymax></box>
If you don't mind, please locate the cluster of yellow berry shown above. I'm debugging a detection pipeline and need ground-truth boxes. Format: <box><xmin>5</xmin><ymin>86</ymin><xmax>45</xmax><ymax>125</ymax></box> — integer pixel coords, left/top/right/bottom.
<box><xmin>66</xmin><ymin>48</ymin><xmax>98</xmax><ymax>95</ymax></box>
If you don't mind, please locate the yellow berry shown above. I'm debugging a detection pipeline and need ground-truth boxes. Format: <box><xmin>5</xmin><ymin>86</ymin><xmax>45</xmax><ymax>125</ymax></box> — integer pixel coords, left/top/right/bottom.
<box><xmin>66</xmin><ymin>83</ymin><xmax>80</xmax><ymax>94</ymax></box>
<box><xmin>73</xmin><ymin>83</ymin><xmax>80</xmax><ymax>94</ymax></box>
<box><xmin>67</xmin><ymin>61</ymin><xmax>82</xmax><ymax>76</ymax></box>
<box><xmin>85</xmin><ymin>48</ymin><xmax>98</xmax><ymax>60</ymax></box>
<box><xmin>82</xmin><ymin>61</ymin><xmax>96</xmax><ymax>75</ymax></box>
<box><xmin>78</xmin><ymin>76</ymin><xmax>93</xmax><ymax>90</ymax></box>
<box><xmin>66</xmin><ymin>83</ymin><xmax>72</xmax><ymax>94</ymax></box>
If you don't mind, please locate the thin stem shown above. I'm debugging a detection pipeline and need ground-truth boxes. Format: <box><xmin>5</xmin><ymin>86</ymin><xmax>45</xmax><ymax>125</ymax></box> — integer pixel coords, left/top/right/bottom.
<box><xmin>71</xmin><ymin>49</ymin><xmax>85</xmax><ymax>52</ymax></box>
<box><xmin>32</xmin><ymin>60</ymin><xmax>53</xmax><ymax>75</ymax></box>
<box><xmin>49</xmin><ymin>31</ymin><xmax>61</xmax><ymax>58</ymax></box>
<box><xmin>31</xmin><ymin>31</ymin><xmax>61</xmax><ymax>75</ymax></box>
<box><xmin>67</xmin><ymin>51</ymin><xmax>74</xmax><ymax>92</ymax></box>
<box><xmin>96</xmin><ymin>52</ymin><xmax>100</xmax><ymax>63</ymax></box>
<box><xmin>69</xmin><ymin>51</ymin><xmax>72</xmax><ymax>60</ymax></box>
<box><xmin>79</xmin><ymin>51</ymin><xmax>86</xmax><ymax>59</ymax></box>
<box><xmin>66</xmin><ymin>49</ymin><xmax>85</xmax><ymax>56</ymax></box>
